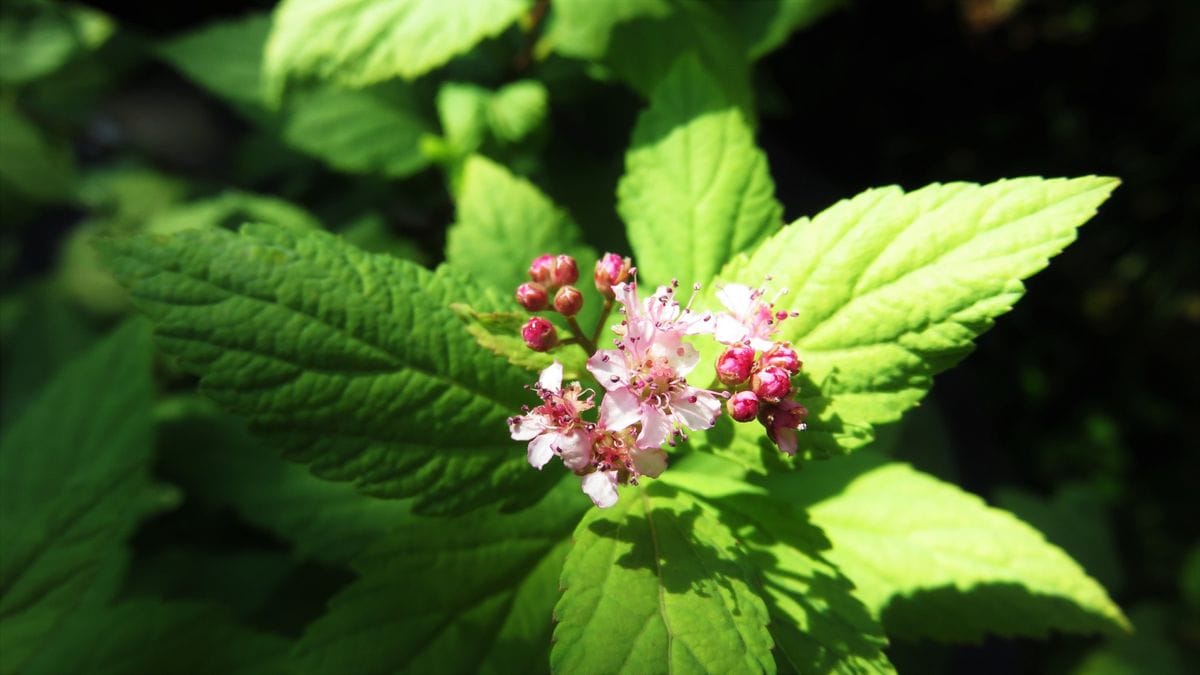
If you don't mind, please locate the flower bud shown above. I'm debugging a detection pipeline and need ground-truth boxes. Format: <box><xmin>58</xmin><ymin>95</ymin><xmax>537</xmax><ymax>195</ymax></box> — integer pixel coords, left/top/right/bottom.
<box><xmin>554</xmin><ymin>285</ymin><xmax>584</xmax><ymax>316</ymax></box>
<box><xmin>528</xmin><ymin>254</ymin><xmax>556</xmax><ymax>285</ymax></box>
<box><xmin>751</xmin><ymin>365</ymin><xmax>792</xmax><ymax>402</ymax></box>
<box><xmin>515</xmin><ymin>282</ymin><xmax>548</xmax><ymax>311</ymax></box>
<box><xmin>521</xmin><ymin>316</ymin><xmax>557</xmax><ymax>352</ymax></box>
<box><xmin>715</xmin><ymin>346</ymin><xmax>755</xmax><ymax>386</ymax></box>
<box><xmin>761</xmin><ymin>343</ymin><xmax>801</xmax><ymax>374</ymax></box>
<box><xmin>552</xmin><ymin>254</ymin><xmax>579</xmax><ymax>287</ymax></box>
<box><xmin>594</xmin><ymin>253</ymin><xmax>632</xmax><ymax>297</ymax></box>
<box><xmin>726</xmin><ymin>391</ymin><xmax>760</xmax><ymax>422</ymax></box>
<box><xmin>758</xmin><ymin>399</ymin><xmax>808</xmax><ymax>456</ymax></box>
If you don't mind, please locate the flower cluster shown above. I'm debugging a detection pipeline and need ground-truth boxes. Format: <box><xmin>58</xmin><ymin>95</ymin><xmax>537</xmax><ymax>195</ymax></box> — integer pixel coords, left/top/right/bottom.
<box><xmin>508</xmin><ymin>253</ymin><xmax>808</xmax><ymax>507</ymax></box>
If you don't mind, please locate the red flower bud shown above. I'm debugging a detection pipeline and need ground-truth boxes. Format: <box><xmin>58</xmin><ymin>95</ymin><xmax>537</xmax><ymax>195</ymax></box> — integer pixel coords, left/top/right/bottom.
<box><xmin>758</xmin><ymin>399</ymin><xmax>808</xmax><ymax>456</ymax></box>
<box><xmin>761</xmin><ymin>343</ymin><xmax>801</xmax><ymax>374</ymax></box>
<box><xmin>553</xmin><ymin>285</ymin><xmax>584</xmax><ymax>316</ymax></box>
<box><xmin>727</xmin><ymin>391</ymin><xmax>760</xmax><ymax>422</ymax></box>
<box><xmin>521</xmin><ymin>316</ymin><xmax>557</xmax><ymax>352</ymax></box>
<box><xmin>594</xmin><ymin>253</ymin><xmax>632</xmax><ymax>297</ymax></box>
<box><xmin>715</xmin><ymin>346</ymin><xmax>755</xmax><ymax>386</ymax></box>
<box><xmin>751</xmin><ymin>365</ymin><xmax>792</xmax><ymax>402</ymax></box>
<box><xmin>515</xmin><ymin>282</ymin><xmax>548</xmax><ymax>311</ymax></box>
<box><xmin>528</xmin><ymin>254</ymin><xmax>555</xmax><ymax>285</ymax></box>
<box><xmin>552</xmin><ymin>254</ymin><xmax>579</xmax><ymax>287</ymax></box>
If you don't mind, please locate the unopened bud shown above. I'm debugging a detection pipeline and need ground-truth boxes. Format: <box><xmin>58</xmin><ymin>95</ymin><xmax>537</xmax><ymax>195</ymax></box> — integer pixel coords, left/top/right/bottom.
<box><xmin>521</xmin><ymin>316</ymin><xmax>557</xmax><ymax>352</ymax></box>
<box><xmin>761</xmin><ymin>343</ymin><xmax>801</xmax><ymax>374</ymax></box>
<box><xmin>554</xmin><ymin>285</ymin><xmax>584</xmax><ymax>316</ymax></box>
<box><xmin>594</xmin><ymin>253</ymin><xmax>632</xmax><ymax>297</ymax></box>
<box><xmin>515</xmin><ymin>282</ymin><xmax>548</xmax><ymax>312</ymax></box>
<box><xmin>528</xmin><ymin>254</ymin><xmax>555</xmax><ymax>285</ymax></box>
<box><xmin>715</xmin><ymin>346</ymin><xmax>755</xmax><ymax>386</ymax></box>
<box><xmin>552</xmin><ymin>254</ymin><xmax>579</xmax><ymax>287</ymax></box>
<box><xmin>758</xmin><ymin>399</ymin><xmax>808</xmax><ymax>456</ymax></box>
<box><xmin>751</xmin><ymin>365</ymin><xmax>792</xmax><ymax>402</ymax></box>
<box><xmin>727</xmin><ymin>391</ymin><xmax>760</xmax><ymax>422</ymax></box>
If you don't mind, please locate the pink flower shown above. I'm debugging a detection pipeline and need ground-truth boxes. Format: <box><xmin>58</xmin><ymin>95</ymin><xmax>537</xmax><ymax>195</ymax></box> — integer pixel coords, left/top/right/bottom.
<box><xmin>751</xmin><ymin>365</ymin><xmax>792</xmax><ymax>402</ymax></box>
<box><xmin>588</xmin><ymin>280</ymin><xmax>721</xmax><ymax>449</ymax></box>
<box><xmin>594</xmin><ymin>253</ymin><xmax>632</xmax><ymax>297</ymax></box>
<box><xmin>727</xmin><ymin>390</ymin><xmax>760</xmax><ymax>422</ymax></box>
<box><xmin>713</xmin><ymin>283</ymin><xmax>793</xmax><ymax>350</ymax></box>
<box><xmin>715</xmin><ymin>345</ymin><xmax>755</xmax><ymax>385</ymax></box>
<box><xmin>580</xmin><ymin>425</ymin><xmax>668</xmax><ymax>508</ymax></box>
<box><xmin>521</xmin><ymin>316</ymin><xmax>557</xmax><ymax>352</ymax></box>
<box><xmin>515</xmin><ymin>282</ymin><xmax>548</xmax><ymax>311</ymax></box>
<box><xmin>508</xmin><ymin>362</ymin><xmax>594</xmax><ymax>471</ymax></box>
<box><xmin>758</xmin><ymin>398</ymin><xmax>808</xmax><ymax>456</ymax></box>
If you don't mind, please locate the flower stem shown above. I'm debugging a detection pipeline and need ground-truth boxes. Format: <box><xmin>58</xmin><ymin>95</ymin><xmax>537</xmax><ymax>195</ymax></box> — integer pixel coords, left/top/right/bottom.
<box><xmin>590</xmin><ymin>297</ymin><xmax>614</xmax><ymax>345</ymax></box>
<box><xmin>566</xmin><ymin>316</ymin><xmax>597</xmax><ymax>355</ymax></box>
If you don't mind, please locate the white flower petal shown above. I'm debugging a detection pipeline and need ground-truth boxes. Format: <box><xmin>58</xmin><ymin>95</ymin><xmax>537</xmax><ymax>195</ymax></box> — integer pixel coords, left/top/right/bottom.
<box><xmin>527</xmin><ymin>434</ymin><xmax>556</xmax><ymax>469</ymax></box>
<box><xmin>671</xmin><ymin>342</ymin><xmax>700</xmax><ymax>376</ymax></box>
<box><xmin>716</xmin><ymin>284</ymin><xmax>754</xmax><ymax>315</ymax></box>
<box><xmin>557</xmin><ymin>428</ymin><xmax>594</xmax><ymax>472</ymax></box>
<box><xmin>670</xmin><ymin>388</ymin><xmax>722</xmax><ymax>431</ymax></box>
<box><xmin>538</xmin><ymin>361</ymin><xmax>563</xmax><ymax>392</ymax></box>
<box><xmin>587</xmin><ymin>350</ymin><xmax>630</xmax><ymax>390</ymax></box>
<box><xmin>631</xmin><ymin>448</ymin><xmax>667</xmax><ymax>478</ymax></box>
<box><xmin>599</xmin><ymin>387</ymin><xmax>641</xmax><ymax>431</ymax></box>
<box><xmin>581</xmin><ymin>471</ymin><xmax>620</xmax><ymax>508</ymax></box>
<box><xmin>713</xmin><ymin>313</ymin><xmax>748</xmax><ymax>345</ymax></box>
<box><xmin>636</xmin><ymin>405</ymin><xmax>672</xmax><ymax>449</ymax></box>
<box><xmin>509</xmin><ymin>413</ymin><xmax>549</xmax><ymax>441</ymax></box>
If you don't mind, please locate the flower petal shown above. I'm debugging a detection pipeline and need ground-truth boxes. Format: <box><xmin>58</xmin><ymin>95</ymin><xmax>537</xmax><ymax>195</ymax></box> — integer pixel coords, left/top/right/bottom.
<box><xmin>716</xmin><ymin>283</ymin><xmax>754</xmax><ymax>315</ymax></box>
<box><xmin>557</xmin><ymin>428</ymin><xmax>594</xmax><ymax>472</ymax></box>
<box><xmin>527</xmin><ymin>434</ymin><xmax>556</xmax><ymax>469</ymax></box>
<box><xmin>599</xmin><ymin>386</ymin><xmax>641</xmax><ymax>431</ymax></box>
<box><xmin>774</xmin><ymin>427</ymin><xmax>798</xmax><ymax>456</ymax></box>
<box><xmin>581</xmin><ymin>470</ymin><xmax>619</xmax><ymax>508</ymax></box>
<box><xmin>587</xmin><ymin>350</ymin><xmax>630</xmax><ymax>390</ymax></box>
<box><xmin>671</xmin><ymin>342</ymin><xmax>700</xmax><ymax>376</ymax></box>
<box><xmin>509</xmin><ymin>413</ymin><xmax>549</xmax><ymax>441</ymax></box>
<box><xmin>636</xmin><ymin>404</ymin><xmax>672</xmax><ymax>449</ymax></box>
<box><xmin>537</xmin><ymin>361</ymin><xmax>563</xmax><ymax>392</ymax></box>
<box><xmin>713</xmin><ymin>313</ymin><xmax>748</xmax><ymax>345</ymax></box>
<box><xmin>670</xmin><ymin>388</ymin><xmax>722</xmax><ymax>431</ymax></box>
<box><xmin>631</xmin><ymin>448</ymin><xmax>667</xmax><ymax>478</ymax></box>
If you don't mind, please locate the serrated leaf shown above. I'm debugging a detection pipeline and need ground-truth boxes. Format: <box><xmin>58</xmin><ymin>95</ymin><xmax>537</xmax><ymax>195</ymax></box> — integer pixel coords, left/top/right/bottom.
<box><xmin>714</xmin><ymin>0</ymin><xmax>842</xmax><ymax>60</ymax></box>
<box><xmin>447</xmin><ymin>155</ymin><xmax>597</xmax><ymax>296</ymax></box>
<box><xmin>100</xmin><ymin>224</ymin><xmax>550</xmax><ymax>515</ymax></box>
<box><xmin>156</xmin><ymin>398</ymin><xmax>409</xmax><ymax>566</ymax></box>
<box><xmin>23</xmin><ymin>599</ymin><xmax>293</xmax><ymax>675</ymax></box>
<box><xmin>542</xmin><ymin>0</ymin><xmax>753</xmax><ymax>105</ymax></box>
<box><xmin>264</xmin><ymin>0</ymin><xmax>531</xmax><ymax>97</ymax></box>
<box><xmin>144</xmin><ymin>190</ymin><xmax>323</xmax><ymax>235</ymax></box>
<box><xmin>0</xmin><ymin>321</ymin><xmax>175</xmax><ymax>674</ymax></box>
<box><xmin>551</xmin><ymin>484</ymin><xmax>774</xmax><ymax>674</ymax></box>
<box><xmin>159</xmin><ymin>13</ymin><xmax>273</xmax><ymax>114</ymax></box>
<box><xmin>450</xmin><ymin>303</ymin><xmax>588</xmax><ymax>381</ymax></box>
<box><xmin>283</xmin><ymin>85</ymin><xmax>432</xmax><ymax>178</ymax></box>
<box><xmin>618</xmin><ymin>55</ymin><xmax>782</xmax><ymax>288</ymax></box>
<box><xmin>715</xmin><ymin>176</ymin><xmax>1118</xmax><ymax>458</ymax></box>
<box><xmin>293</xmin><ymin>478</ymin><xmax>586</xmax><ymax>675</ymax></box>
<box><xmin>772</xmin><ymin>451</ymin><xmax>1130</xmax><ymax>642</ymax></box>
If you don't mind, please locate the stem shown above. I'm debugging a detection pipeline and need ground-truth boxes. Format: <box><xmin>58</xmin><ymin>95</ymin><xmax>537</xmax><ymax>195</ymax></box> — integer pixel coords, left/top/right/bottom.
<box><xmin>566</xmin><ymin>316</ymin><xmax>596</xmax><ymax>355</ymax></box>
<box><xmin>590</xmin><ymin>297</ymin><xmax>614</xmax><ymax>345</ymax></box>
<box><xmin>513</xmin><ymin>0</ymin><xmax>550</xmax><ymax>73</ymax></box>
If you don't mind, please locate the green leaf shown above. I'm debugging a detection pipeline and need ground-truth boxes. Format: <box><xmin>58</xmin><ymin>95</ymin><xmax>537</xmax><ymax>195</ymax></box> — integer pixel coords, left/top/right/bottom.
<box><xmin>551</xmin><ymin>484</ymin><xmax>774</xmax><ymax>674</ymax></box>
<box><xmin>1072</xmin><ymin>605</ymin><xmax>1191</xmax><ymax>675</ymax></box>
<box><xmin>488</xmin><ymin>80</ymin><xmax>549</xmax><ymax>143</ymax></box>
<box><xmin>774</xmin><ymin>451</ymin><xmax>1130</xmax><ymax>642</ymax></box>
<box><xmin>450</xmin><ymin>303</ymin><xmax>588</xmax><ymax>381</ymax></box>
<box><xmin>23</xmin><ymin>599</ymin><xmax>293</xmax><ymax>675</ymax></box>
<box><xmin>437</xmin><ymin>82</ymin><xmax>491</xmax><ymax>156</ymax></box>
<box><xmin>447</xmin><ymin>155</ymin><xmax>596</xmax><ymax>294</ymax></box>
<box><xmin>159</xmin><ymin>13</ymin><xmax>272</xmax><ymax>114</ymax></box>
<box><xmin>714</xmin><ymin>0</ymin><xmax>842</xmax><ymax>60</ymax></box>
<box><xmin>542</xmin><ymin>0</ymin><xmax>753</xmax><ymax>105</ymax></box>
<box><xmin>264</xmin><ymin>0</ymin><xmax>531</xmax><ymax>96</ymax></box>
<box><xmin>618</xmin><ymin>55</ymin><xmax>782</xmax><ymax>287</ymax></box>
<box><xmin>293</xmin><ymin>478</ymin><xmax>586</xmax><ymax>674</ymax></box>
<box><xmin>0</xmin><ymin>321</ymin><xmax>176</xmax><ymax>674</ymax></box>
<box><xmin>717</xmin><ymin>176</ymin><xmax>1118</xmax><ymax>458</ymax></box>
<box><xmin>661</xmin><ymin>452</ymin><xmax>893</xmax><ymax>674</ymax></box>
<box><xmin>0</xmin><ymin>2</ymin><xmax>114</xmax><ymax>85</ymax></box>
<box><xmin>283</xmin><ymin>85</ymin><xmax>432</xmax><ymax>178</ymax></box>
<box><xmin>156</xmin><ymin>397</ymin><xmax>409</xmax><ymax>566</ymax></box>
<box><xmin>144</xmin><ymin>190</ymin><xmax>323</xmax><ymax>235</ymax></box>
<box><xmin>100</xmin><ymin>224</ymin><xmax>550</xmax><ymax>515</ymax></box>
<box><xmin>0</xmin><ymin>99</ymin><xmax>76</xmax><ymax>202</ymax></box>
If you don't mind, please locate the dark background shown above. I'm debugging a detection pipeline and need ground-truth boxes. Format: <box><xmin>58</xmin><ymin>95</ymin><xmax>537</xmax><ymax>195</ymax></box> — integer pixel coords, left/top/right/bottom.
<box><xmin>5</xmin><ymin>0</ymin><xmax>1198</xmax><ymax>672</ymax></box>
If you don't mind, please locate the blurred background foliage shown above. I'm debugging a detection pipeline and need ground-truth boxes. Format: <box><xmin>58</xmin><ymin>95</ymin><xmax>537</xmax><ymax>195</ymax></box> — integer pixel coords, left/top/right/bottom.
<box><xmin>0</xmin><ymin>0</ymin><xmax>1196</xmax><ymax>673</ymax></box>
